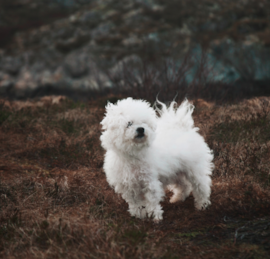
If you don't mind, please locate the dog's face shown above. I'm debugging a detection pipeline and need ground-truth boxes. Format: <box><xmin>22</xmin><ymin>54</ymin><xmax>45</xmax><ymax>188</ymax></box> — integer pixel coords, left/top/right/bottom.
<box><xmin>100</xmin><ymin>98</ymin><xmax>157</xmax><ymax>154</ymax></box>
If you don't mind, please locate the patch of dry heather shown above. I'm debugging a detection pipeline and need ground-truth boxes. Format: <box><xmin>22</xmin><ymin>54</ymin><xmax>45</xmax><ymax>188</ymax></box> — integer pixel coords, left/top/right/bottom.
<box><xmin>0</xmin><ymin>96</ymin><xmax>270</xmax><ymax>259</ymax></box>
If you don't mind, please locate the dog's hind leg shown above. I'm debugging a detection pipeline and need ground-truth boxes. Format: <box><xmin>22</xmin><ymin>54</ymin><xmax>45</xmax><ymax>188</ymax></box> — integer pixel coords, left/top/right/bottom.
<box><xmin>169</xmin><ymin>180</ymin><xmax>192</xmax><ymax>204</ymax></box>
<box><xmin>186</xmin><ymin>169</ymin><xmax>212</xmax><ymax>210</ymax></box>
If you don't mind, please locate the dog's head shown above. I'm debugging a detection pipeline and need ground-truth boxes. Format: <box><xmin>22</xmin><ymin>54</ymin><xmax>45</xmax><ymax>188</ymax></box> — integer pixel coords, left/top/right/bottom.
<box><xmin>100</xmin><ymin>98</ymin><xmax>157</xmax><ymax>155</ymax></box>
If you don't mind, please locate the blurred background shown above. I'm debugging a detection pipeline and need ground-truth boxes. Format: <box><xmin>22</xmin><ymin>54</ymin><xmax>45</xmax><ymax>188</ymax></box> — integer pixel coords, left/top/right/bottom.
<box><xmin>0</xmin><ymin>0</ymin><xmax>270</xmax><ymax>102</ymax></box>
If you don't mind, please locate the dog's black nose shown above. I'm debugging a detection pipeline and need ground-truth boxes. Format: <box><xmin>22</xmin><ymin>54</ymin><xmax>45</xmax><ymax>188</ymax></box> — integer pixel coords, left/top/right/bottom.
<box><xmin>136</xmin><ymin>127</ymin><xmax>145</xmax><ymax>135</ymax></box>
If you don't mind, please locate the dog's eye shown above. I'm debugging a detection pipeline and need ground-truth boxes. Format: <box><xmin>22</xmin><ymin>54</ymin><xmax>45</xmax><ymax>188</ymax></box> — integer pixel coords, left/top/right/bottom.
<box><xmin>127</xmin><ymin>121</ymin><xmax>133</xmax><ymax>128</ymax></box>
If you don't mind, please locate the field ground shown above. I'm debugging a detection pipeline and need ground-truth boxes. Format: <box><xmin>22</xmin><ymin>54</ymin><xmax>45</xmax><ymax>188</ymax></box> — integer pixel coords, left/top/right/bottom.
<box><xmin>0</xmin><ymin>95</ymin><xmax>270</xmax><ymax>258</ymax></box>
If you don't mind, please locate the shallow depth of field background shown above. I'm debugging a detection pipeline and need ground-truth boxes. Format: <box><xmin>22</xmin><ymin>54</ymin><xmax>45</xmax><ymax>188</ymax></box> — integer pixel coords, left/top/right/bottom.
<box><xmin>0</xmin><ymin>1</ymin><xmax>270</xmax><ymax>258</ymax></box>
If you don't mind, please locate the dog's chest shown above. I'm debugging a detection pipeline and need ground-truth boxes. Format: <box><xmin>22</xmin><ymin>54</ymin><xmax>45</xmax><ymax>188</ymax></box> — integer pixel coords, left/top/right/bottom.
<box><xmin>129</xmin><ymin>162</ymin><xmax>148</xmax><ymax>181</ymax></box>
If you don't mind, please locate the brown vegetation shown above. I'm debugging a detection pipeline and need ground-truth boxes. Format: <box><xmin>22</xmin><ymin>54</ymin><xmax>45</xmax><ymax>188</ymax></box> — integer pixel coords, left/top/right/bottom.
<box><xmin>0</xmin><ymin>95</ymin><xmax>270</xmax><ymax>258</ymax></box>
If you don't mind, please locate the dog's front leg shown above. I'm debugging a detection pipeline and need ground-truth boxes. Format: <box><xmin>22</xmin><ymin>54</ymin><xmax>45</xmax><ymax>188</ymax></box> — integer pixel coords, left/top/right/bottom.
<box><xmin>120</xmin><ymin>187</ymin><xmax>147</xmax><ymax>219</ymax></box>
<box><xmin>128</xmin><ymin>203</ymin><xmax>147</xmax><ymax>219</ymax></box>
<box><xmin>144</xmin><ymin>179</ymin><xmax>165</xmax><ymax>222</ymax></box>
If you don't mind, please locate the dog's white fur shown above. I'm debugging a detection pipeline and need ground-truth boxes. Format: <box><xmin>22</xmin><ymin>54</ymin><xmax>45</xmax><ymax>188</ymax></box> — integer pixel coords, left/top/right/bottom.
<box><xmin>100</xmin><ymin>98</ymin><xmax>214</xmax><ymax>221</ymax></box>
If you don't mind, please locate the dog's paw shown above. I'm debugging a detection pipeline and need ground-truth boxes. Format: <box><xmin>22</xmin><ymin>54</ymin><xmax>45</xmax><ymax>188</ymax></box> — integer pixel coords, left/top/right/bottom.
<box><xmin>153</xmin><ymin>218</ymin><xmax>162</xmax><ymax>224</ymax></box>
<box><xmin>146</xmin><ymin>206</ymin><xmax>163</xmax><ymax>222</ymax></box>
<box><xmin>170</xmin><ymin>193</ymin><xmax>188</xmax><ymax>203</ymax></box>
<box><xmin>195</xmin><ymin>200</ymin><xmax>211</xmax><ymax>210</ymax></box>
<box><xmin>129</xmin><ymin>206</ymin><xmax>147</xmax><ymax>219</ymax></box>
<box><xmin>169</xmin><ymin>195</ymin><xmax>181</xmax><ymax>203</ymax></box>
<box><xmin>153</xmin><ymin>209</ymin><xmax>163</xmax><ymax>222</ymax></box>
<box><xmin>153</xmin><ymin>214</ymin><xmax>163</xmax><ymax>223</ymax></box>
<box><xmin>139</xmin><ymin>207</ymin><xmax>147</xmax><ymax>219</ymax></box>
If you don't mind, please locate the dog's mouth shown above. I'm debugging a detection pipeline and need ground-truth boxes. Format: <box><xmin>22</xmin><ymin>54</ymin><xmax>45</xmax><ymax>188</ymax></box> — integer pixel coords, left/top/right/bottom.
<box><xmin>135</xmin><ymin>133</ymin><xmax>145</xmax><ymax>139</ymax></box>
<box><xmin>135</xmin><ymin>135</ymin><xmax>145</xmax><ymax>140</ymax></box>
<box><xmin>134</xmin><ymin>133</ymin><xmax>146</xmax><ymax>143</ymax></box>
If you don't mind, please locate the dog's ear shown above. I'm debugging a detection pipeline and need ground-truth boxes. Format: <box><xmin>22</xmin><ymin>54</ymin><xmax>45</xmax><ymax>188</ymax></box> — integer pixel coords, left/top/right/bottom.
<box><xmin>100</xmin><ymin>102</ymin><xmax>114</xmax><ymax>130</ymax></box>
<box><xmin>101</xmin><ymin>102</ymin><xmax>125</xmax><ymax>130</ymax></box>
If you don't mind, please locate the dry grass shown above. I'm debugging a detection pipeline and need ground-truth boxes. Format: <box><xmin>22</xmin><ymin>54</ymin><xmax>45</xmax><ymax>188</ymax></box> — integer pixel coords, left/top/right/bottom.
<box><xmin>0</xmin><ymin>95</ymin><xmax>270</xmax><ymax>259</ymax></box>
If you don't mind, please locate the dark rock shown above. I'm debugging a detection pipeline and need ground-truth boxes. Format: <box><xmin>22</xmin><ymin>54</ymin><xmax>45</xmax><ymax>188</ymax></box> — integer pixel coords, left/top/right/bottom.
<box><xmin>0</xmin><ymin>72</ymin><xmax>14</xmax><ymax>95</ymax></box>
<box><xmin>55</xmin><ymin>29</ymin><xmax>90</xmax><ymax>53</ymax></box>
<box><xmin>79</xmin><ymin>11</ymin><xmax>102</xmax><ymax>28</ymax></box>
<box><xmin>91</xmin><ymin>22</ymin><xmax>115</xmax><ymax>40</ymax></box>
<box><xmin>95</xmin><ymin>34</ymin><xmax>123</xmax><ymax>46</ymax></box>
<box><xmin>199</xmin><ymin>20</ymin><xmax>231</xmax><ymax>32</ymax></box>
<box><xmin>0</xmin><ymin>57</ymin><xmax>22</xmax><ymax>75</ymax></box>
<box><xmin>15</xmin><ymin>68</ymin><xmax>37</xmax><ymax>90</ymax></box>
<box><xmin>210</xmin><ymin>39</ymin><xmax>270</xmax><ymax>81</ymax></box>
<box><xmin>64</xmin><ymin>53</ymin><xmax>89</xmax><ymax>78</ymax></box>
<box><xmin>52</xmin><ymin>27</ymin><xmax>76</xmax><ymax>40</ymax></box>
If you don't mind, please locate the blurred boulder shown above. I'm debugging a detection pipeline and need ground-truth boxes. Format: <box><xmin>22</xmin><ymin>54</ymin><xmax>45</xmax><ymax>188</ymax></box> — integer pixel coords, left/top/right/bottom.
<box><xmin>64</xmin><ymin>53</ymin><xmax>89</xmax><ymax>78</ymax></box>
<box><xmin>55</xmin><ymin>29</ymin><xmax>90</xmax><ymax>53</ymax></box>
<box><xmin>0</xmin><ymin>57</ymin><xmax>22</xmax><ymax>75</ymax></box>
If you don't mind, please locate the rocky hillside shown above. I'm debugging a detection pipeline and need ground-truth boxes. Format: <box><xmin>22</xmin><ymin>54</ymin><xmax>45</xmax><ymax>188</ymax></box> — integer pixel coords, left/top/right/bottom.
<box><xmin>1</xmin><ymin>0</ymin><xmax>270</xmax><ymax>100</ymax></box>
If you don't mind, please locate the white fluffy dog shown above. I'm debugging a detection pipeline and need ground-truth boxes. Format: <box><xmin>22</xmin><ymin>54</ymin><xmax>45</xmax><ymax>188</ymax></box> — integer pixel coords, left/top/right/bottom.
<box><xmin>100</xmin><ymin>98</ymin><xmax>213</xmax><ymax>222</ymax></box>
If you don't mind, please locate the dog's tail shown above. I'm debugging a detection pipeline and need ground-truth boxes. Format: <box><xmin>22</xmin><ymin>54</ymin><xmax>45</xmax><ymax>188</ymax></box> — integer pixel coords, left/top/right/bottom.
<box><xmin>155</xmin><ymin>99</ymin><xmax>196</xmax><ymax>131</ymax></box>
